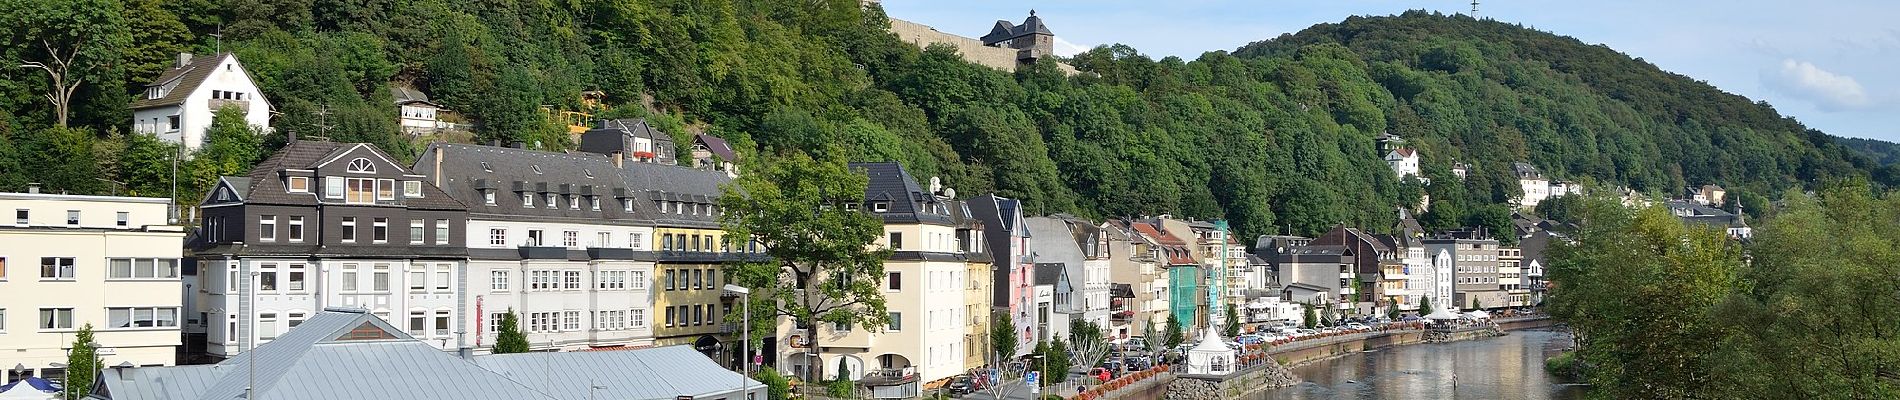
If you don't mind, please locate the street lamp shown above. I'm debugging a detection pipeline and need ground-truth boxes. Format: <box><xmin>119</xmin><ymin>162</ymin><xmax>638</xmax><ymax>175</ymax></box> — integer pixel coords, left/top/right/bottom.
<box><xmin>723</xmin><ymin>284</ymin><xmax>752</xmax><ymax>398</ymax></box>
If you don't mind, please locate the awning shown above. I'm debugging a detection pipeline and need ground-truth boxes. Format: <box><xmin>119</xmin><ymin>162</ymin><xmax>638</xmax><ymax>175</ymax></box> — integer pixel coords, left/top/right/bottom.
<box><xmin>1425</xmin><ymin>309</ymin><xmax>1461</xmax><ymax>320</ymax></box>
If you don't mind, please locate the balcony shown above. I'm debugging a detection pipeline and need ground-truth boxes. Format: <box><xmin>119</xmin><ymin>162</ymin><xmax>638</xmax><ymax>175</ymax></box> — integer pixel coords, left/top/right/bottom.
<box><xmin>587</xmin><ymin>247</ymin><xmax>638</xmax><ymax>260</ymax></box>
<box><xmin>208</xmin><ymin>98</ymin><xmax>251</xmax><ymax>111</ymax></box>
<box><xmin>518</xmin><ymin>246</ymin><xmax>568</xmax><ymax>260</ymax></box>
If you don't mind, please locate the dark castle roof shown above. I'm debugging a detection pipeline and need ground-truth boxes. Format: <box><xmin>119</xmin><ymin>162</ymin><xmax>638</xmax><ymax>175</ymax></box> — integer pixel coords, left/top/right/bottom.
<box><xmin>980</xmin><ymin>11</ymin><xmax>1055</xmax><ymax>46</ymax></box>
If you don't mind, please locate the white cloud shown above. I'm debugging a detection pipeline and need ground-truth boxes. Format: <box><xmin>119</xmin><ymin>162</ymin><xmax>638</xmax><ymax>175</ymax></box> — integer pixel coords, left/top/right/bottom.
<box><xmin>1764</xmin><ymin>59</ymin><xmax>1872</xmax><ymax>111</ymax></box>
<box><xmin>1052</xmin><ymin>36</ymin><xmax>1092</xmax><ymax>57</ymax></box>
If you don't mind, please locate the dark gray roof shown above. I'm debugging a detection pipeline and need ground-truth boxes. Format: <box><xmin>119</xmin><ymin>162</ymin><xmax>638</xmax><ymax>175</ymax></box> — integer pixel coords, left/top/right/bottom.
<box><xmin>392</xmin><ymin>85</ymin><xmax>442</xmax><ymax>107</ymax></box>
<box><xmin>622</xmin><ymin>160</ymin><xmax>731</xmax><ymax>229</ymax></box>
<box><xmin>980</xmin><ymin>12</ymin><xmax>1055</xmax><ymax>45</ymax></box>
<box><xmin>1033</xmin><ymin>262</ymin><xmax>1067</xmax><ymax>285</ymax></box>
<box><xmin>1513</xmin><ymin>162</ymin><xmax>1542</xmax><ymax>179</ymax></box>
<box><xmin>849</xmin><ymin>162</ymin><xmax>954</xmax><ymax>226</ymax></box>
<box><xmin>418</xmin><ymin>143</ymin><xmax>651</xmax><ymax>225</ymax></box>
<box><xmin>693</xmin><ymin>134</ymin><xmax>737</xmax><ymax>162</ymax></box>
<box><xmin>229</xmin><ymin>140</ymin><xmax>466</xmax><ymax>211</ymax></box>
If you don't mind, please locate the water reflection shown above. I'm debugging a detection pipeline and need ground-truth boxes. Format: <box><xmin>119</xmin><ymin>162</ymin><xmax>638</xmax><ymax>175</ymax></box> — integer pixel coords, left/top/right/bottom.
<box><xmin>1253</xmin><ymin>329</ymin><xmax>1587</xmax><ymax>400</ymax></box>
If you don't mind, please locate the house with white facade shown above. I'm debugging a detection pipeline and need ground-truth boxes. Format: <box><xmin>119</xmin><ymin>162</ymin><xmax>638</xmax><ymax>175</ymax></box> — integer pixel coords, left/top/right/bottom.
<box><xmin>1513</xmin><ymin>162</ymin><xmax>1550</xmax><ymax>209</ymax></box>
<box><xmin>416</xmin><ymin>143</ymin><xmax>657</xmax><ymax>353</ymax></box>
<box><xmin>393</xmin><ymin>85</ymin><xmax>449</xmax><ymax>136</ymax></box>
<box><xmin>0</xmin><ymin>189</ymin><xmax>186</xmax><ymax>383</ymax></box>
<box><xmin>132</xmin><ymin>53</ymin><xmax>272</xmax><ymax>153</ymax></box>
<box><xmin>1386</xmin><ymin>148</ymin><xmax>1421</xmax><ymax>180</ymax></box>
<box><xmin>187</xmin><ymin>140</ymin><xmax>469</xmax><ymax>360</ymax></box>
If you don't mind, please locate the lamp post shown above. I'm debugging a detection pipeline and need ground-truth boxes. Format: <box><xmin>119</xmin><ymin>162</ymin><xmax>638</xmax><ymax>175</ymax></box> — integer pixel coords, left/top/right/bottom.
<box><xmin>723</xmin><ymin>284</ymin><xmax>752</xmax><ymax>398</ymax></box>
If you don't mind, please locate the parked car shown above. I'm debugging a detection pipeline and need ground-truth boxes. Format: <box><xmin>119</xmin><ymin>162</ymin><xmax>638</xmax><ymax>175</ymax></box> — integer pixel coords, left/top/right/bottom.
<box><xmin>1345</xmin><ymin>322</ymin><xmax>1371</xmax><ymax>331</ymax></box>
<box><xmin>1235</xmin><ymin>334</ymin><xmax>1266</xmax><ymax>345</ymax></box>
<box><xmin>948</xmin><ymin>375</ymin><xmax>974</xmax><ymax>396</ymax></box>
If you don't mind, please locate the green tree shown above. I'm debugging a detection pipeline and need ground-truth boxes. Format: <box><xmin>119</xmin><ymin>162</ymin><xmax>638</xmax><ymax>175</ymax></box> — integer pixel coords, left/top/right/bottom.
<box><xmin>721</xmin><ymin>152</ymin><xmax>890</xmax><ymax>383</ymax></box>
<box><xmin>828</xmin><ymin>357</ymin><xmax>855</xmax><ymax>398</ymax></box>
<box><xmin>2</xmin><ymin>0</ymin><xmax>131</xmax><ymax>128</ymax></box>
<box><xmin>1417</xmin><ymin>296</ymin><xmax>1433</xmax><ymax>317</ymax></box>
<box><xmin>990</xmin><ymin>311</ymin><xmax>1018</xmax><ymax>359</ymax></box>
<box><xmin>184</xmin><ymin>107</ymin><xmax>263</xmax><ymax>202</ymax></box>
<box><xmin>114</xmin><ymin>131</ymin><xmax>179</xmax><ymax>198</ymax></box>
<box><xmin>1043</xmin><ymin>339</ymin><xmax>1071</xmax><ymax>384</ymax></box>
<box><xmin>1386</xmin><ymin>298</ymin><xmax>1402</xmax><ymax>320</ymax></box>
<box><xmin>1302</xmin><ymin>303</ymin><xmax>1317</xmax><ymax>329</ymax></box>
<box><xmin>1546</xmin><ymin>197</ymin><xmax>1744</xmax><ymax>398</ymax></box>
<box><xmin>1164</xmin><ymin>313</ymin><xmax>1184</xmax><ymax>348</ymax></box>
<box><xmin>755</xmin><ymin>366</ymin><xmax>792</xmax><ymax>400</ymax></box>
<box><xmin>64</xmin><ymin>324</ymin><xmax>99</xmax><ymax>400</ymax></box>
<box><xmin>1222</xmin><ymin>305</ymin><xmax>1240</xmax><ymax>337</ymax></box>
<box><xmin>492</xmin><ymin>309</ymin><xmax>529</xmax><ymax>354</ymax></box>
<box><xmin>20</xmin><ymin>126</ymin><xmax>105</xmax><ymax>194</ymax></box>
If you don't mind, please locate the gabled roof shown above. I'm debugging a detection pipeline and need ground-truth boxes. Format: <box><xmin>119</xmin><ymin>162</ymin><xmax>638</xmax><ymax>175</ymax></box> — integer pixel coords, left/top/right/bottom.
<box><xmin>621</xmin><ymin>160</ymin><xmax>730</xmax><ymax>229</ymax></box>
<box><xmin>692</xmin><ymin>134</ymin><xmax>737</xmax><ymax>162</ymax></box>
<box><xmin>474</xmin><ymin>346</ymin><xmax>760</xmax><ymax>400</ymax></box>
<box><xmin>229</xmin><ymin>140</ymin><xmax>465</xmax><ymax>211</ymax></box>
<box><xmin>392</xmin><ymin>85</ymin><xmax>444</xmax><ymax>108</ymax></box>
<box><xmin>979</xmin><ymin>11</ymin><xmax>1055</xmax><ymax>45</ymax></box>
<box><xmin>1025</xmin><ymin>217</ymin><xmax>1086</xmax><ymax>268</ymax></box>
<box><xmin>418</xmin><ymin>143</ymin><xmax>650</xmax><ymax>224</ymax></box>
<box><xmin>850</xmin><ymin>162</ymin><xmax>952</xmax><ymax>226</ymax></box>
<box><xmin>1033</xmin><ymin>262</ymin><xmax>1067</xmax><ymax>286</ymax></box>
<box><xmin>132</xmin><ymin>53</ymin><xmax>242</xmax><ymax>109</ymax></box>
<box><xmin>1387</xmin><ymin>148</ymin><xmax>1417</xmax><ymax>159</ymax></box>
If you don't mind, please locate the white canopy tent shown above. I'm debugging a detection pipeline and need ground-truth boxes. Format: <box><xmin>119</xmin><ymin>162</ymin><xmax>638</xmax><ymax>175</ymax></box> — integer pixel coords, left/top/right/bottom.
<box><xmin>1424</xmin><ymin>308</ymin><xmax>1461</xmax><ymax>320</ymax></box>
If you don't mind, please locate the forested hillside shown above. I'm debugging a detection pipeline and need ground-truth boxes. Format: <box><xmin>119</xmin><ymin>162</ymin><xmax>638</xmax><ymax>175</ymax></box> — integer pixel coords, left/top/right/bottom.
<box><xmin>0</xmin><ymin>1</ymin><xmax>1883</xmax><ymax>239</ymax></box>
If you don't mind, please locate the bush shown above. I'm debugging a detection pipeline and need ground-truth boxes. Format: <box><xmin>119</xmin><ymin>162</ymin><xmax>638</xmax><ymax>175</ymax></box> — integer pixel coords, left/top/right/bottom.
<box><xmin>1544</xmin><ymin>351</ymin><xmax>1583</xmax><ymax>379</ymax></box>
<box><xmin>755</xmin><ymin>367</ymin><xmax>792</xmax><ymax>400</ymax></box>
<box><xmin>826</xmin><ymin>377</ymin><xmax>855</xmax><ymax>399</ymax></box>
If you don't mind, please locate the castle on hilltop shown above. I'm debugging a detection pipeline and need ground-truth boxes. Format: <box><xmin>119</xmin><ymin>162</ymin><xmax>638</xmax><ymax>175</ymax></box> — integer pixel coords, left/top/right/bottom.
<box><xmin>874</xmin><ymin>2</ymin><xmax>1076</xmax><ymax>74</ymax></box>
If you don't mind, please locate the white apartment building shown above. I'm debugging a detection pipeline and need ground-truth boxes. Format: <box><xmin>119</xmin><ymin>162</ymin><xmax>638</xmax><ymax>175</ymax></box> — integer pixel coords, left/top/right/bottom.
<box><xmin>419</xmin><ymin>143</ymin><xmax>659</xmax><ymax>352</ymax></box>
<box><xmin>1</xmin><ymin>190</ymin><xmax>185</xmax><ymax>383</ymax></box>
<box><xmin>1386</xmin><ymin>148</ymin><xmax>1421</xmax><ymax>179</ymax></box>
<box><xmin>132</xmin><ymin>53</ymin><xmax>272</xmax><ymax>153</ymax></box>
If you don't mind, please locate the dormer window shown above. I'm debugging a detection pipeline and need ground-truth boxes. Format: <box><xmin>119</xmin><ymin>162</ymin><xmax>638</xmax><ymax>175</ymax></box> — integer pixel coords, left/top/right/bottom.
<box><xmin>873</xmin><ymin>202</ymin><xmax>890</xmax><ymax>213</ymax></box>
<box><xmin>845</xmin><ymin>203</ymin><xmax>859</xmax><ymax>211</ymax></box>
<box><xmin>346</xmin><ymin>158</ymin><xmax>376</xmax><ymax>174</ymax></box>
<box><xmin>521</xmin><ymin>193</ymin><xmax>533</xmax><ymax>208</ymax></box>
<box><xmin>545</xmin><ymin>193</ymin><xmax>557</xmax><ymax>209</ymax></box>
<box><xmin>402</xmin><ymin>181</ymin><xmax>422</xmax><ymax>198</ymax></box>
<box><xmin>568</xmin><ymin>195</ymin><xmax>579</xmax><ymax>210</ymax></box>
<box><xmin>483</xmin><ymin>191</ymin><xmax>496</xmax><ymax>206</ymax></box>
<box><xmin>623</xmin><ymin>199</ymin><xmax>633</xmax><ymax>213</ymax></box>
<box><xmin>287</xmin><ymin>176</ymin><xmax>309</xmax><ymax>193</ymax></box>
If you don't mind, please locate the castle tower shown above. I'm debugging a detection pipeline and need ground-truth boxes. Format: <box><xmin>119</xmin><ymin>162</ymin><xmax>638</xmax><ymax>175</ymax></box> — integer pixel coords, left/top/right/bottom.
<box><xmin>981</xmin><ymin>10</ymin><xmax>1057</xmax><ymax>62</ymax></box>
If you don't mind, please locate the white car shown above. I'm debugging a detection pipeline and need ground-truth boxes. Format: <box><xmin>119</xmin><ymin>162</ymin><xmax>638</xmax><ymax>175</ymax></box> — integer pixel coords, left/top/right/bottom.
<box><xmin>1345</xmin><ymin>323</ymin><xmax>1371</xmax><ymax>331</ymax></box>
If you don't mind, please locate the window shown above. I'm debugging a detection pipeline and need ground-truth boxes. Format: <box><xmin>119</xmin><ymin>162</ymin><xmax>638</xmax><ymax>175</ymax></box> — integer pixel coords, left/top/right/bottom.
<box><xmin>659</xmin><ymin>201</ymin><xmax>670</xmax><ymax>214</ymax></box>
<box><xmin>563</xmin><ymin>270</ymin><xmax>582</xmax><ymax>290</ymax></box>
<box><xmin>888</xmin><ymin>312</ymin><xmax>902</xmax><ymax>331</ymax></box>
<box><xmin>529</xmin><ymin>270</ymin><xmax>558</xmax><ymax>290</ymax></box>
<box><xmin>288</xmin><ymin>216</ymin><xmax>304</xmax><ymax>242</ymax></box>
<box><xmin>568</xmin><ymin>195</ymin><xmax>579</xmax><ymax>210</ymax></box>
<box><xmin>483</xmin><ymin>191</ymin><xmax>497</xmax><ymax>206</ymax></box>
<box><xmin>0</xmin><ymin>257</ymin><xmax>6</xmax><ymax>280</ymax></box>
<box><xmin>66</xmin><ymin>210</ymin><xmax>79</xmax><ymax>225</ymax></box>
<box><xmin>434</xmin><ymin>310</ymin><xmax>451</xmax><ymax>336</ymax></box>
<box><xmin>40</xmin><ymin>257</ymin><xmax>75</xmax><ymax>280</ymax></box>
<box><xmin>888</xmin><ymin>232</ymin><xmax>903</xmax><ymax>250</ymax></box>
<box><xmin>166</xmin><ymin>115</ymin><xmax>179</xmax><ymax>130</ymax></box>
<box><xmin>116</xmin><ymin>212</ymin><xmax>129</xmax><ymax>227</ymax></box>
<box><xmin>14</xmin><ymin>209</ymin><xmax>25</xmax><ymax>225</ymax></box>
<box><xmin>598</xmin><ymin>270</ymin><xmax>628</xmax><ymax>290</ymax></box>
<box><xmin>693</xmin><ymin>305</ymin><xmax>704</xmax><ymax>325</ymax></box>
<box><xmin>435</xmin><ymin>219</ymin><xmax>450</xmax><ymax>245</ymax></box>
<box><xmin>664</xmin><ymin>270</ymin><xmax>675</xmax><ymax>291</ymax></box>
<box><xmin>562</xmin><ymin>311</ymin><xmax>581</xmax><ymax>331</ymax></box>
<box><xmin>346</xmin><ymin>158</ymin><xmax>376</xmax><ymax>173</ymax></box>
<box><xmin>0</xmin><ymin>309</ymin><xmax>6</xmax><ymax>332</ymax></box>
<box><xmin>341</xmin><ymin>264</ymin><xmax>359</xmax><ymax>292</ymax></box>
<box><xmin>403</xmin><ymin>181</ymin><xmax>422</xmax><ymax>198</ymax></box>
<box><xmin>521</xmin><ymin>193</ymin><xmax>533</xmax><ymax>208</ymax></box>
<box><xmin>373</xmin><ymin>265</ymin><xmax>391</xmax><ymax>291</ymax></box>
<box><xmin>887</xmin><ymin>272</ymin><xmax>901</xmax><ymax>291</ymax></box>
<box><xmin>623</xmin><ymin>199</ymin><xmax>634</xmax><ymax>213</ymax></box>
<box><xmin>873</xmin><ymin>202</ymin><xmax>889</xmax><ymax>213</ymax></box>
<box><xmin>373</xmin><ymin>218</ymin><xmax>389</xmax><ymax>243</ymax></box>
<box><xmin>563</xmin><ymin>231</ymin><xmax>578</xmax><ymax>248</ymax></box>
<box><xmin>529</xmin><ymin>312</ymin><xmax>558</xmax><ymax>332</ymax></box>
<box><xmin>286</xmin><ymin>264</ymin><xmax>307</xmax><ymax>291</ymax></box>
<box><xmin>489</xmin><ymin>228</ymin><xmax>507</xmax><ymax>247</ymax></box>
<box><xmin>545</xmin><ymin>194</ymin><xmax>557</xmax><ymax>209</ymax></box>
<box><xmin>341</xmin><ymin>217</ymin><xmax>357</xmax><ymax>243</ymax></box>
<box><xmin>409</xmin><ymin>270</ymin><xmax>427</xmax><ymax>292</ymax></box>
<box><xmin>38</xmin><ymin>308</ymin><xmax>73</xmax><ymax>330</ymax></box>
<box><xmin>661</xmin><ymin>233</ymin><xmax>672</xmax><ymax>250</ymax></box>
<box><xmin>435</xmin><ymin>269</ymin><xmax>450</xmax><ymax>291</ymax></box>
<box><xmin>664</xmin><ymin>307</ymin><xmax>676</xmax><ymax>327</ymax></box>
<box><xmin>258</xmin><ymin>312</ymin><xmax>280</xmax><ymax>341</ymax></box>
<box><xmin>595</xmin><ymin>232</ymin><xmax>611</xmax><ymax>248</ymax></box>
<box><xmin>629</xmin><ymin>233</ymin><xmax>644</xmax><ymax>250</ymax></box>
<box><xmin>107</xmin><ymin>307</ymin><xmax>178</xmax><ymax>329</ymax></box>
<box><xmin>287</xmin><ymin>176</ymin><xmax>310</xmax><ymax>193</ymax></box>
<box><xmin>409</xmin><ymin>310</ymin><xmax>427</xmax><ymax>334</ymax></box>
<box><xmin>596</xmin><ymin>310</ymin><xmax>627</xmax><ymax>331</ymax></box>
<box><xmin>258</xmin><ymin>267</ymin><xmax>279</xmax><ymax>291</ymax></box>
<box><xmin>491</xmin><ymin>271</ymin><xmax>510</xmax><ymax>291</ymax></box>
<box><xmin>590</xmin><ymin>197</ymin><xmax>600</xmax><ymax>211</ymax></box>
<box><xmin>346</xmin><ymin>177</ymin><xmax>376</xmax><ymax>203</ymax></box>
<box><xmin>288</xmin><ymin>312</ymin><xmax>305</xmax><ymax>328</ymax></box>
<box><xmin>487</xmin><ymin>312</ymin><xmax>505</xmax><ymax>335</ymax></box>
<box><xmin>692</xmin><ymin>269</ymin><xmax>704</xmax><ymax>289</ymax></box>
<box><xmin>630</xmin><ymin>308</ymin><xmax>647</xmax><ymax>328</ymax></box>
<box><xmin>528</xmin><ymin>230</ymin><xmax>545</xmax><ymax>246</ymax></box>
<box><xmin>407</xmin><ymin>220</ymin><xmax>425</xmax><ymax>244</ymax></box>
<box><xmin>107</xmin><ymin>258</ymin><xmax>178</xmax><ymax>279</ymax></box>
<box><xmin>259</xmin><ymin>216</ymin><xmax>276</xmax><ymax>242</ymax></box>
<box><xmin>630</xmin><ymin>271</ymin><xmax>647</xmax><ymax>290</ymax></box>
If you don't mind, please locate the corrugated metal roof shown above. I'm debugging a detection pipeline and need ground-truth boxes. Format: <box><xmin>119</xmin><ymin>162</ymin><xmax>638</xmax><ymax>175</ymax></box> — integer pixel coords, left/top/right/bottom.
<box><xmin>474</xmin><ymin>345</ymin><xmax>760</xmax><ymax>400</ymax></box>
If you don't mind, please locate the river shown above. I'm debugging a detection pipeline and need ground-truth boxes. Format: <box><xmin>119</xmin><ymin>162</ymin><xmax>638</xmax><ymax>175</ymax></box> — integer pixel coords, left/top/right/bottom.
<box><xmin>1253</xmin><ymin>329</ymin><xmax>1587</xmax><ymax>400</ymax></box>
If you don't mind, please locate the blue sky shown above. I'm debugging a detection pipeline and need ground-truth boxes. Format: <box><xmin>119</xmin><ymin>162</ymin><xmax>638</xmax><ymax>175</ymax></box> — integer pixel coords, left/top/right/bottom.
<box><xmin>879</xmin><ymin>1</ymin><xmax>1899</xmax><ymax>142</ymax></box>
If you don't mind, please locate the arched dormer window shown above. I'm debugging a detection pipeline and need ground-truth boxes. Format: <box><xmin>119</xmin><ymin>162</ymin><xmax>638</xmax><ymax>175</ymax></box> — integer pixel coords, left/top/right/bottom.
<box><xmin>347</xmin><ymin>158</ymin><xmax>376</xmax><ymax>174</ymax></box>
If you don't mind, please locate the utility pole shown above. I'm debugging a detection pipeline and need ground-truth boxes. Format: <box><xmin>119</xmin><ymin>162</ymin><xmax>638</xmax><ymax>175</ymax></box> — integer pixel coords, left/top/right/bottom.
<box><xmin>1470</xmin><ymin>0</ymin><xmax>1480</xmax><ymax>17</ymax></box>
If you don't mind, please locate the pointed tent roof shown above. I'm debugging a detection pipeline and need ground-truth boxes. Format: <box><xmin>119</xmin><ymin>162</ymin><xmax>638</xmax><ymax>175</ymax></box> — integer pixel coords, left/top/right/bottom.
<box><xmin>1425</xmin><ymin>308</ymin><xmax>1461</xmax><ymax>320</ymax></box>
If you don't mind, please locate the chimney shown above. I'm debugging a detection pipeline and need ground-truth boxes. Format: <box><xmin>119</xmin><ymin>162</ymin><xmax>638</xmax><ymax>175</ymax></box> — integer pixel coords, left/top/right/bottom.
<box><xmin>433</xmin><ymin>147</ymin><xmax>445</xmax><ymax>187</ymax></box>
<box><xmin>511</xmin><ymin>141</ymin><xmax>526</xmax><ymax>149</ymax></box>
<box><xmin>176</xmin><ymin>53</ymin><xmax>193</xmax><ymax>68</ymax></box>
<box><xmin>287</xmin><ymin>128</ymin><xmax>298</xmax><ymax>144</ymax></box>
<box><xmin>611</xmin><ymin>151</ymin><xmax>624</xmax><ymax>168</ymax></box>
<box><xmin>27</xmin><ymin>183</ymin><xmax>41</xmax><ymax>194</ymax></box>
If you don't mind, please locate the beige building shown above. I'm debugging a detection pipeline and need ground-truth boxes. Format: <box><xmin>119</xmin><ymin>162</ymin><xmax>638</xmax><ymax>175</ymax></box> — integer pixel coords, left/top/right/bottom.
<box><xmin>1</xmin><ymin>189</ymin><xmax>185</xmax><ymax>383</ymax></box>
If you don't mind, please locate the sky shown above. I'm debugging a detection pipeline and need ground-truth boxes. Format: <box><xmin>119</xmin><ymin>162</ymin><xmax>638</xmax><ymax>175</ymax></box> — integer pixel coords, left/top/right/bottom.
<box><xmin>878</xmin><ymin>1</ymin><xmax>1900</xmax><ymax>142</ymax></box>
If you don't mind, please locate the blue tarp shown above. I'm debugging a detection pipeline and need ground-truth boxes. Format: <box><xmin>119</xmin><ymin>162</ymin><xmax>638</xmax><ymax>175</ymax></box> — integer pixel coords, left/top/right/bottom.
<box><xmin>0</xmin><ymin>377</ymin><xmax>61</xmax><ymax>394</ymax></box>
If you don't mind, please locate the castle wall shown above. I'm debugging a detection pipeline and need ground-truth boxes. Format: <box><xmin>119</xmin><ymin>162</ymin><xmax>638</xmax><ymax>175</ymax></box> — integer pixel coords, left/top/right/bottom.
<box><xmin>887</xmin><ymin>18</ymin><xmax>1078</xmax><ymax>75</ymax></box>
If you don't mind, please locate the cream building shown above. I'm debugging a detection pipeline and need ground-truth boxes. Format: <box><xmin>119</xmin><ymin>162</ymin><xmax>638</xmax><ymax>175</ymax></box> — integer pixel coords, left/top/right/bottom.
<box><xmin>0</xmin><ymin>189</ymin><xmax>185</xmax><ymax>383</ymax></box>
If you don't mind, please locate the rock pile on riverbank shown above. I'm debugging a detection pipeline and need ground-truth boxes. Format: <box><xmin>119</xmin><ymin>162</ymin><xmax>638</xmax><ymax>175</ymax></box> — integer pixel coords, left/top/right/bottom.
<box><xmin>1163</xmin><ymin>378</ymin><xmax>1218</xmax><ymax>400</ymax></box>
<box><xmin>1162</xmin><ymin>362</ymin><xmax>1301</xmax><ymax>400</ymax></box>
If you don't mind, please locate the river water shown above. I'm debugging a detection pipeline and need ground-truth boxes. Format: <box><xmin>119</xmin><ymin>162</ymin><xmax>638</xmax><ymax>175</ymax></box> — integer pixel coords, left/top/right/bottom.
<box><xmin>1253</xmin><ymin>329</ymin><xmax>1588</xmax><ymax>400</ymax></box>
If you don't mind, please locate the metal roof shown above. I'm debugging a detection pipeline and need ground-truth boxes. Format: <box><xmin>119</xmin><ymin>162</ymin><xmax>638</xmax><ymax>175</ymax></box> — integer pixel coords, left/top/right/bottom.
<box><xmin>473</xmin><ymin>346</ymin><xmax>761</xmax><ymax>400</ymax></box>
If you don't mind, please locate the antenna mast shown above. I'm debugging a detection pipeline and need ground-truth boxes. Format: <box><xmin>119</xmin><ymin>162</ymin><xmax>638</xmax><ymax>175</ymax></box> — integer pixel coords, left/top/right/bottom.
<box><xmin>1470</xmin><ymin>0</ymin><xmax>1480</xmax><ymax>17</ymax></box>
